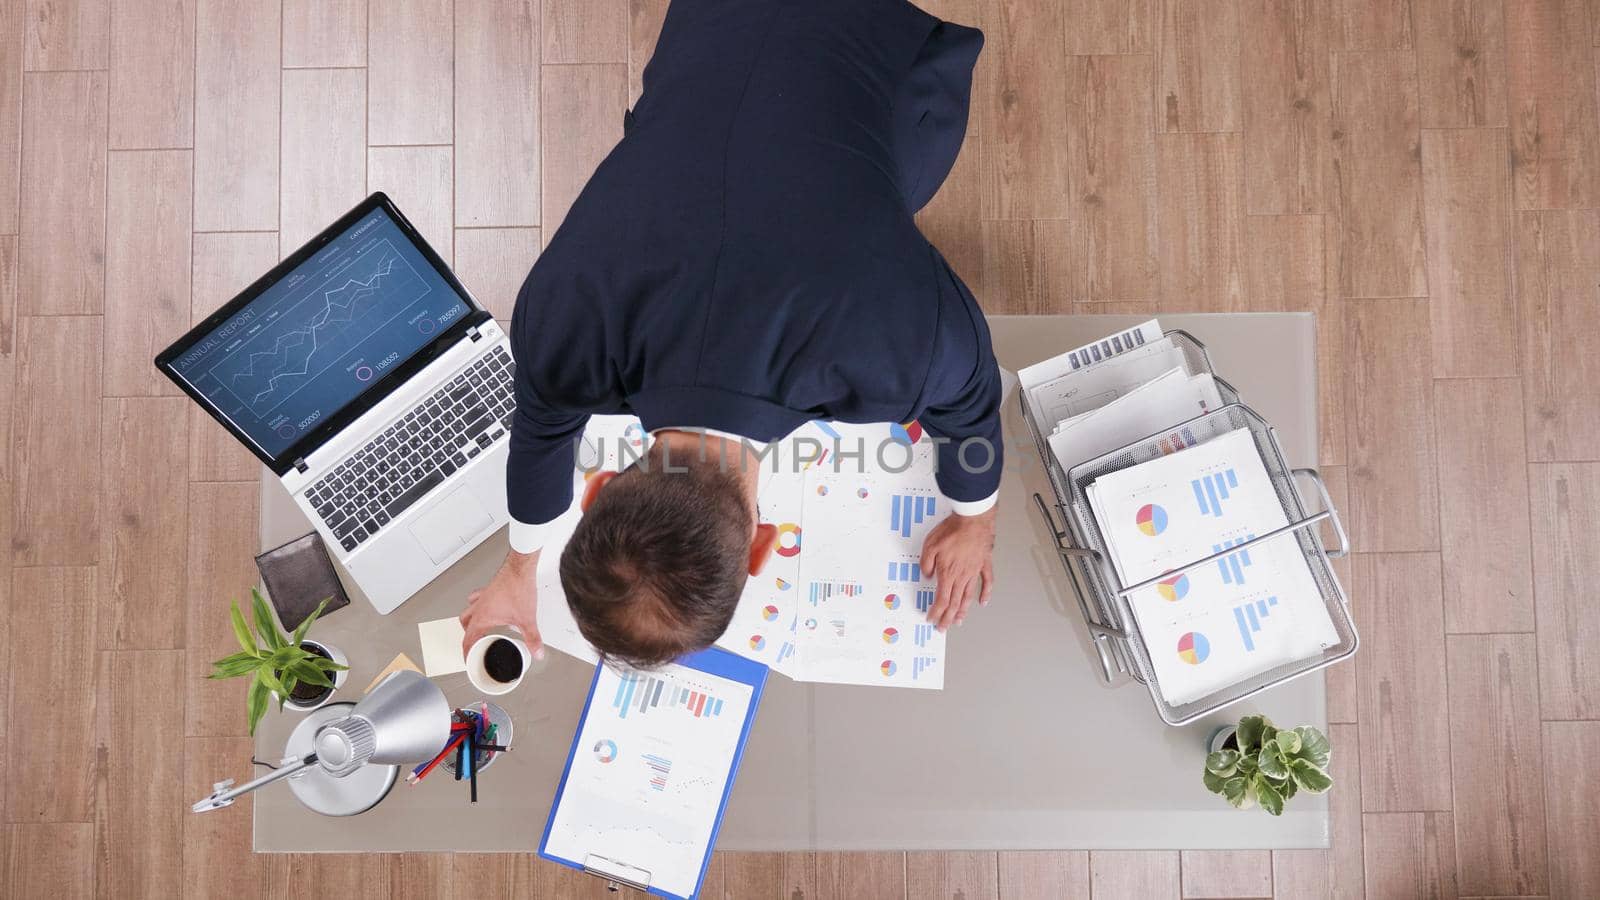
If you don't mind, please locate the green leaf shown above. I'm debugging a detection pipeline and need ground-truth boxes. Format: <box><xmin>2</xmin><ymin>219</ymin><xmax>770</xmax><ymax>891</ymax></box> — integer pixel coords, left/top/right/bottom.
<box><xmin>229</xmin><ymin>602</ymin><xmax>258</xmax><ymax>655</ymax></box>
<box><xmin>252</xmin><ymin>589</ymin><xmax>285</xmax><ymax>651</ymax></box>
<box><xmin>246</xmin><ymin>679</ymin><xmax>269</xmax><ymax>736</ymax></box>
<box><xmin>291</xmin><ymin>662</ymin><xmax>334</xmax><ymax>688</ymax></box>
<box><xmin>1294</xmin><ymin>726</ymin><xmax>1332</xmax><ymax>769</ymax></box>
<box><xmin>1237</xmin><ymin>716</ymin><xmax>1268</xmax><ymax>752</ymax></box>
<box><xmin>257</xmin><ymin>666</ymin><xmax>289</xmax><ymax>701</ymax></box>
<box><xmin>1205</xmin><ymin>749</ymin><xmax>1241</xmax><ymax>776</ymax></box>
<box><xmin>1275</xmin><ymin>730</ymin><xmax>1302</xmax><ymax>756</ymax></box>
<box><xmin>310</xmin><ymin>657</ymin><xmax>349</xmax><ymax>673</ymax></box>
<box><xmin>1279</xmin><ymin>776</ymin><xmax>1299</xmax><ymax>802</ymax></box>
<box><xmin>1221</xmin><ymin>776</ymin><xmax>1252</xmax><ymax>810</ymax></box>
<box><xmin>1289</xmin><ymin>759</ymin><xmax>1334</xmax><ymax>794</ymax></box>
<box><xmin>1202</xmin><ymin>767</ymin><xmax>1229</xmax><ymax>794</ymax></box>
<box><xmin>207</xmin><ymin>652</ymin><xmax>263</xmax><ymax>679</ymax></box>
<box><xmin>1258</xmin><ymin>743</ymin><xmax>1289</xmax><ymax>780</ymax></box>
<box><xmin>291</xmin><ymin>597</ymin><xmax>333</xmax><ymax>647</ymax></box>
<box><xmin>1253</xmin><ymin>777</ymin><xmax>1285</xmax><ymax>816</ymax></box>
<box><xmin>277</xmin><ymin>673</ymin><xmax>297</xmax><ymax>709</ymax></box>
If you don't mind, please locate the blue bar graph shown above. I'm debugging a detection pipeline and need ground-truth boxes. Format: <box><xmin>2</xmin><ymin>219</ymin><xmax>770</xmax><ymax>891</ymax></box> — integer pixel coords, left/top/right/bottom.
<box><xmin>890</xmin><ymin>494</ymin><xmax>937</xmax><ymax>537</ymax></box>
<box><xmin>776</xmin><ymin>642</ymin><xmax>795</xmax><ymax>664</ymax></box>
<box><xmin>915</xmin><ymin>589</ymin><xmax>935</xmax><ymax>612</ymax></box>
<box><xmin>1192</xmin><ymin>468</ymin><xmax>1240</xmax><ymax>517</ymax></box>
<box><xmin>1212</xmin><ymin>534</ymin><xmax>1257</xmax><ymax>584</ymax></box>
<box><xmin>912</xmin><ymin>656</ymin><xmax>938</xmax><ymax>680</ymax></box>
<box><xmin>886</xmin><ymin>561</ymin><xmax>922</xmax><ymax>582</ymax></box>
<box><xmin>1232</xmin><ymin>595</ymin><xmax>1279</xmax><ymax>651</ymax></box>
<box><xmin>914</xmin><ymin>624</ymin><xmax>936</xmax><ymax>647</ymax></box>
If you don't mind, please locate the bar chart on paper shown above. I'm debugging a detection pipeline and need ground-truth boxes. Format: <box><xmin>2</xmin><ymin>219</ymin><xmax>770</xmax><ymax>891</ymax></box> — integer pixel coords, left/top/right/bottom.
<box><xmin>611</xmin><ymin>671</ymin><xmax>727</xmax><ymax>721</ymax></box>
<box><xmin>1191</xmin><ymin>468</ymin><xmax>1239</xmax><ymax>517</ymax></box>
<box><xmin>1213</xmin><ymin>535</ymin><xmax>1256</xmax><ymax>584</ymax></box>
<box><xmin>1233</xmin><ymin>596</ymin><xmax>1279</xmax><ymax>652</ymax></box>
<box><xmin>889</xmin><ymin>494</ymin><xmax>936</xmax><ymax>537</ymax></box>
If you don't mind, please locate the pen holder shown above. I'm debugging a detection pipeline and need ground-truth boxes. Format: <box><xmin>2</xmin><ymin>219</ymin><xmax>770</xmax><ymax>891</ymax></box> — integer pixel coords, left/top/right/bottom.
<box><xmin>442</xmin><ymin>701</ymin><xmax>513</xmax><ymax>775</ymax></box>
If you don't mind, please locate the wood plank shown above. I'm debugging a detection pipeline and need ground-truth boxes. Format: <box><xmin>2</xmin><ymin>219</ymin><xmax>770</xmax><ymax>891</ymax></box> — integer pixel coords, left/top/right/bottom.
<box><xmin>907</xmin><ymin>851</ymin><xmax>999</xmax><ymax>899</ymax></box>
<box><xmin>1157</xmin><ymin>131</ymin><xmax>1245</xmax><ymax>311</ymax></box>
<box><xmin>109</xmin><ymin>0</ymin><xmax>194</xmax><ymax>148</ymax></box>
<box><xmin>1073</xmin><ymin>300</ymin><xmax>1158</xmax><ymax>315</ymax></box>
<box><xmin>1506</xmin><ymin>0</ymin><xmax>1600</xmax><ymax>209</ymax></box>
<box><xmin>0</xmin><ymin>231</ymin><xmax>15</xmax><ymax>353</ymax></box>
<box><xmin>1413</xmin><ymin>0</ymin><xmax>1507</xmax><ymax>127</ymax></box>
<box><xmin>454</xmin><ymin>227</ymin><xmax>540</xmax><ymax>321</ymax></box>
<box><xmin>194</xmin><ymin>0</ymin><xmax>279</xmax><ymax>232</ymax></box>
<box><xmin>1089</xmin><ymin>851</ymin><xmax>1181</xmax><ymax>899</ymax></box>
<box><xmin>23</xmin><ymin>0</ymin><xmax>108</xmax><ymax>70</ymax></box>
<box><xmin>185</xmin><ymin>481</ymin><xmax>262</xmax><ymax>737</ymax></box>
<box><xmin>541</xmin><ymin>63</ymin><xmax>626</xmax><ymax>239</ymax></box>
<box><xmin>1061</xmin><ymin>0</ymin><xmax>1153</xmax><ymax>54</ymax></box>
<box><xmin>448</xmin><ymin>853</ymin><xmax>536</xmax><ymax>897</ymax></box>
<box><xmin>12</xmin><ymin>316</ymin><xmax>101</xmax><ymax>566</ymax></box>
<box><xmin>1421</xmin><ymin>128</ymin><xmax>1516</xmax><ymax>377</ymax></box>
<box><xmin>368</xmin><ymin>0</ymin><xmax>453</xmax><ymax>146</ymax></box>
<box><xmin>1067</xmin><ymin>54</ymin><xmax>1158</xmax><ymax>302</ymax></box>
<box><xmin>1327</xmin><ymin>722</ymin><xmax>1363</xmax><ymax>899</ymax></box>
<box><xmin>816</xmin><ymin>853</ymin><xmax>904</xmax><ymax>900</ymax></box>
<box><xmin>183</xmin><ymin>737</ymin><xmax>271</xmax><ymax>899</ymax></box>
<box><xmin>1319</xmin><ymin>466</ymin><xmax>1358</xmax><ymax>723</ymax></box>
<box><xmin>19</xmin><ymin>71</ymin><xmax>106</xmax><ymax>316</ymax></box>
<box><xmin>391</xmin><ymin>855</ymin><xmax>453</xmax><ymax>899</ymax></box>
<box><xmin>720</xmin><ymin>852</ymin><xmax>783</xmax><ymax>897</ymax></box>
<box><xmin>1362</xmin><ymin>811</ymin><xmax>1460</xmax><ymax>900</ymax></box>
<box><xmin>189</xmin><ymin>232</ymin><xmax>277</xmax><ymax>482</ymax></box>
<box><xmin>94</xmin><ymin>650</ymin><xmax>184</xmax><ymax>898</ymax></box>
<box><xmin>1345</xmin><ymin>299</ymin><xmax>1439</xmax><ymax>551</ymax></box>
<box><xmin>268</xmin><ymin>854</ymin><xmax>394</xmax><ymax>898</ymax></box>
<box><xmin>1353</xmin><ymin>552</ymin><xmax>1453</xmax><ymax>811</ymax></box>
<box><xmin>1240</xmin><ymin>0</ymin><xmax>1330</xmax><ymax>215</ymax></box>
<box><xmin>280</xmin><ymin>68</ymin><xmax>366</xmax><ymax>252</ymax></box>
<box><xmin>0</xmin><ymin>484</ymin><xmax>9</xmax><ymax>823</ymax></box>
<box><xmin>698</xmin><ymin>853</ymin><xmax>725</xmax><ymax>900</ymax></box>
<box><xmin>1543</xmin><ymin>721</ymin><xmax>1600</xmax><ymax>899</ymax></box>
<box><xmin>0</xmin><ymin>0</ymin><xmax>23</xmax><ymax>233</ymax></box>
<box><xmin>784</xmin><ymin>852</ymin><xmax>820</xmax><ymax>898</ymax></box>
<box><xmin>997</xmin><ymin>851</ymin><xmax>1090</xmax><ymax>899</ymax></box>
<box><xmin>1445</xmin><ymin>633</ymin><xmax>1549</xmax><ymax>896</ymax></box>
<box><xmin>4</xmin><ymin>824</ymin><xmax>95</xmax><ymax>899</ymax></box>
<box><xmin>1271</xmin><ymin>850</ymin><xmax>1332</xmax><ymax>899</ymax></box>
<box><xmin>368</xmin><ymin>145</ymin><xmax>454</xmax><ymax>263</ymax></box>
<box><xmin>99</xmin><ymin>398</ymin><xmax>189</xmax><ymax>650</ymax></box>
<box><xmin>1180</xmin><ymin>850</ymin><xmax>1271</xmax><ymax>898</ymax></box>
<box><xmin>105</xmin><ymin>149</ymin><xmax>192</xmax><ymax>397</ymax></box>
<box><xmin>1156</xmin><ymin>0</ymin><xmax>1242</xmax><ymax>133</ymax></box>
<box><xmin>1329</xmin><ymin>0</ymin><xmax>1414</xmax><ymax>49</ymax></box>
<box><xmin>543</xmin><ymin>0</ymin><xmax>627</xmax><ymax>64</ymax></box>
<box><xmin>627</xmin><ymin>0</ymin><xmax>670</xmax><ymax>107</ymax></box>
<box><xmin>5</xmin><ymin>566</ymin><xmax>98</xmax><ymax>821</ymax></box>
<box><xmin>1240</xmin><ymin>214</ymin><xmax>1344</xmax><ymax>465</ymax></box>
<box><xmin>979</xmin><ymin>219</ymin><xmax>1076</xmax><ymax>314</ymax></box>
<box><xmin>980</xmin><ymin>0</ymin><xmax>1071</xmax><ymax>218</ymax></box>
<box><xmin>1433</xmin><ymin>378</ymin><xmax>1534</xmax><ymax>632</ymax></box>
<box><xmin>1529</xmin><ymin>463</ymin><xmax>1600</xmax><ymax>719</ymax></box>
<box><xmin>1515</xmin><ymin>209</ymin><xmax>1600</xmax><ymax>462</ymax></box>
<box><xmin>282</xmin><ymin>0</ymin><xmax>365</xmax><ymax>67</ymax></box>
<box><xmin>1328</xmin><ymin>50</ymin><xmax>1427</xmax><ymax>299</ymax></box>
<box><xmin>456</xmin><ymin>0</ymin><xmax>538</xmax><ymax>227</ymax></box>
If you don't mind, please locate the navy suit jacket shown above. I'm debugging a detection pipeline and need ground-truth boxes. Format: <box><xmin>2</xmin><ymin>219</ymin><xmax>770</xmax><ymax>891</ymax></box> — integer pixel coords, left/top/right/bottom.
<box><xmin>508</xmin><ymin>0</ymin><xmax>999</xmax><ymax>525</ymax></box>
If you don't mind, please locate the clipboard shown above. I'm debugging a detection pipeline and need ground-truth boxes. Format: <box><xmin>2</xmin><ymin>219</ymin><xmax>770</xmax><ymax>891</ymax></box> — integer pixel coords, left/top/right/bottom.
<box><xmin>538</xmin><ymin>647</ymin><xmax>768</xmax><ymax>899</ymax></box>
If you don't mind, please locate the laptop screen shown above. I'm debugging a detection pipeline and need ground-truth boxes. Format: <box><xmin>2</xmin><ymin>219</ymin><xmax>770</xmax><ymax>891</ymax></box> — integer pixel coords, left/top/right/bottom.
<box><xmin>167</xmin><ymin>205</ymin><xmax>474</xmax><ymax>460</ymax></box>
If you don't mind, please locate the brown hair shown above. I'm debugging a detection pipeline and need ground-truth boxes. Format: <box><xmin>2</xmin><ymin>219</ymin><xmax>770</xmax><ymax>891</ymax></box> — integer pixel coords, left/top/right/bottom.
<box><xmin>559</xmin><ymin>443</ymin><xmax>753</xmax><ymax>668</ymax></box>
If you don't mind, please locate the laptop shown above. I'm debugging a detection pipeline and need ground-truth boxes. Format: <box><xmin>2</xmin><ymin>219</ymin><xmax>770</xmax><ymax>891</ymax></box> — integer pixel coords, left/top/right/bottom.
<box><xmin>157</xmin><ymin>193</ymin><xmax>517</xmax><ymax>614</ymax></box>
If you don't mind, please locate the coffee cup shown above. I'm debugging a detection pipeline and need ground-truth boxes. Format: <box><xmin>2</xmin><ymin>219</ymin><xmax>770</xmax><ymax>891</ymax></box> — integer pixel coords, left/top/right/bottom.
<box><xmin>465</xmin><ymin>634</ymin><xmax>533</xmax><ymax>695</ymax></box>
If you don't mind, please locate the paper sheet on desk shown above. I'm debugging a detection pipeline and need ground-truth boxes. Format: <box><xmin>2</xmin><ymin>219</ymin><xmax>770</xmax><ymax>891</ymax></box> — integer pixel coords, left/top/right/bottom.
<box><xmin>1048</xmin><ymin>368</ymin><xmax>1224</xmax><ymax>472</ymax></box>
<box><xmin>1031</xmin><ymin>341</ymin><xmax>1188</xmax><ymax>428</ymax></box>
<box><xmin>1087</xmin><ymin>428</ymin><xmax>1337</xmax><ymax>705</ymax></box>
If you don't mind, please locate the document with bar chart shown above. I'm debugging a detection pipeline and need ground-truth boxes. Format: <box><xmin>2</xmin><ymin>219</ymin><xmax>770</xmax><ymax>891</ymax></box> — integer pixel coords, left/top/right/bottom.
<box><xmin>1085</xmin><ymin>428</ymin><xmax>1337</xmax><ymax>705</ymax></box>
<box><xmin>541</xmin><ymin>648</ymin><xmax>767</xmax><ymax>900</ymax></box>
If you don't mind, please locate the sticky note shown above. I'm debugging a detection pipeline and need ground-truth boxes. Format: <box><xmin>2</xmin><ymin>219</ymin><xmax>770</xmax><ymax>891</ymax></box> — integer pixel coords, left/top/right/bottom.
<box><xmin>417</xmin><ymin>617</ymin><xmax>468</xmax><ymax>676</ymax></box>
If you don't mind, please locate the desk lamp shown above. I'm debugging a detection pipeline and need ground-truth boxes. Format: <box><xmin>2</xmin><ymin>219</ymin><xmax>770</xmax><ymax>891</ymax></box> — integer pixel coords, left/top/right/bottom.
<box><xmin>192</xmin><ymin>670</ymin><xmax>451</xmax><ymax>816</ymax></box>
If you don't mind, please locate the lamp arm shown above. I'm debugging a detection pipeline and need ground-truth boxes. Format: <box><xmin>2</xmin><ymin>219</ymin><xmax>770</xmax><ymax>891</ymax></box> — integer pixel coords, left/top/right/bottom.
<box><xmin>190</xmin><ymin>752</ymin><xmax>317</xmax><ymax>813</ymax></box>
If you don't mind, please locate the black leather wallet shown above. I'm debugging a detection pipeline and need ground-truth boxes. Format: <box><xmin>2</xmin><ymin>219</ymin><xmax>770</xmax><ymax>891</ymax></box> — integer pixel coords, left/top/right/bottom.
<box><xmin>254</xmin><ymin>532</ymin><xmax>351</xmax><ymax>632</ymax></box>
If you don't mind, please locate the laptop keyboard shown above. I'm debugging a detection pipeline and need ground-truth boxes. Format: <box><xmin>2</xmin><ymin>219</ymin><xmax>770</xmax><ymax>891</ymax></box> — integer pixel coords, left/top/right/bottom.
<box><xmin>305</xmin><ymin>345</ymin><xmax>515</xmax><ymax>552</ymax></box>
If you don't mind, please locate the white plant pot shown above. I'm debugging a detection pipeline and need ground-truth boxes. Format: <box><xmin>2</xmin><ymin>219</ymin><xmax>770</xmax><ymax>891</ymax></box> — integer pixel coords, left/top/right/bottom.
<box><xmin>279</xmin><ymin>639</ymin><xmax>349</xmax><ymax>713</ymax></box>
<box><xmin>1207</xmin><ymin>725</ymin><xmax>1238</xmax><ymax>755</ymax></box>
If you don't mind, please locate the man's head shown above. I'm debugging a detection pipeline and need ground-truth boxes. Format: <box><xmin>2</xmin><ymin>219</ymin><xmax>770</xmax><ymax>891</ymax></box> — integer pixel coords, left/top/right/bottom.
<box><xmin>560</xmin><ymin>437</ymin><xmax>775</xmax><ymax>668</ymax></box>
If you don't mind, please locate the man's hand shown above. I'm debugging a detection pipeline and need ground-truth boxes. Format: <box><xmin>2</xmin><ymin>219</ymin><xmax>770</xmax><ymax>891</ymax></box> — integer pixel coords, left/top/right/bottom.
<box><xmin>460</xmin><ymin>549</ymin><xmax>546</xmax><ymax>660</ymax></box>
<box><xmin>920</xmin><ymin>507</ymin><xmax>996</xmax><ymax>631</ymax></box>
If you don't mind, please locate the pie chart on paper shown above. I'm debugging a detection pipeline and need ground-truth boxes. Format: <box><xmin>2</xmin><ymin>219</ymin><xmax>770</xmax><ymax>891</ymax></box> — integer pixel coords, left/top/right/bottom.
<box><xmin>1136</xmin><ymin>503</ymin><xmax>1169</xmax><ymax>536</ymax></box>
<box><xmin>1177</xmin><ymin>632</ymin><xmax>1210</xmax><ymax>665</ymax></box>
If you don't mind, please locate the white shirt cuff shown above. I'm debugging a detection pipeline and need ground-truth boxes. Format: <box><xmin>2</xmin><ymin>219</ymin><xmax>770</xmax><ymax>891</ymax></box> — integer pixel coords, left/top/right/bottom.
<box><xmin>948</xmin><ymin>491</ymin><xmax>999</xmax><ymax>517</ymax></box>
<box><xmin>508</xmin><ymin>517</ymin><xmax>552</xmax><ymax>554</ymax></box>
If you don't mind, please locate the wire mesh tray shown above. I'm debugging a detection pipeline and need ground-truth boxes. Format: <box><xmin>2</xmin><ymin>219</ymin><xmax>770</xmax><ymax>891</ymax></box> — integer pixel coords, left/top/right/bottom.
<box><xmin>1020</xmin><ymin>332</ymin><xmax>1357</xmax><ymax>725</ymax></box>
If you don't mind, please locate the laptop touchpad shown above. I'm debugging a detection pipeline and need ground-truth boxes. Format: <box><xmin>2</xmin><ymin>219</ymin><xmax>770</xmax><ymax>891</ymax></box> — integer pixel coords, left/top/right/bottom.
<box><xmin>410</xmin><ymin>488</ymin><xmax>494</xmax><ymax>564</ymax></box>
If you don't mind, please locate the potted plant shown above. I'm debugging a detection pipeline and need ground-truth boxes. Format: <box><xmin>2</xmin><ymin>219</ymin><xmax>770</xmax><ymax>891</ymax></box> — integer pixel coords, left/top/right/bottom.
<box><xmin>1202</xmin><ymin>714</ymin><xmax>1332</xmax><ymax>816</ymax></box>
<box><xmin>207</xmin><ymin>589</ymin><xmax>350</xmax><ymax>735</ymax></box>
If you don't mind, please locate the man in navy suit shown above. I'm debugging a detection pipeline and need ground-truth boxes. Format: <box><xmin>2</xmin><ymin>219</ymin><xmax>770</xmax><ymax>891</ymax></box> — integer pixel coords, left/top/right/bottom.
<box><xmin>460</xmin><ymin>0</ymin><xmax>1001</xmax><ymax>667</ymax></box>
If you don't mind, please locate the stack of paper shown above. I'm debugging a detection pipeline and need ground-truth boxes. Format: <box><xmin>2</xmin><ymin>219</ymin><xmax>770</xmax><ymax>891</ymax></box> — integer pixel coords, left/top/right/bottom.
<box><xmin>1086</xmin><ymin>428</ymin><xmax>1338</xmax><ymax>705</ymax></box>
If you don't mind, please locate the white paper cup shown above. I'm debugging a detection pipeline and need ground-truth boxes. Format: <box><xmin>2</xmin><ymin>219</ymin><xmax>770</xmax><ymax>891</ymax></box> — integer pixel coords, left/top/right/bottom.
<box><xmin>465</xmin><ymin>634</ymin><xmax>533</xmax><ymax>695</ymax></box>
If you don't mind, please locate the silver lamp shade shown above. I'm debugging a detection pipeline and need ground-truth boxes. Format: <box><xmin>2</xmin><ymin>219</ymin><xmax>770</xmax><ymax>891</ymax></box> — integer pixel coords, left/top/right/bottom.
<box><xmin>312</xmin><ymin>670</ymin><xmax>452</xmax><ymax>777</ymax></box>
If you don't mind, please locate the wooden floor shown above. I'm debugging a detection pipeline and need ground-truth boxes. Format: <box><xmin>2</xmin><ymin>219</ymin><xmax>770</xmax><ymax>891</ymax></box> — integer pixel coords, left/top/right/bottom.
<box><xmin>3</xmin><ymin>0</ymin><xmax>1598</xmax><ymax>897</ymax></box>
